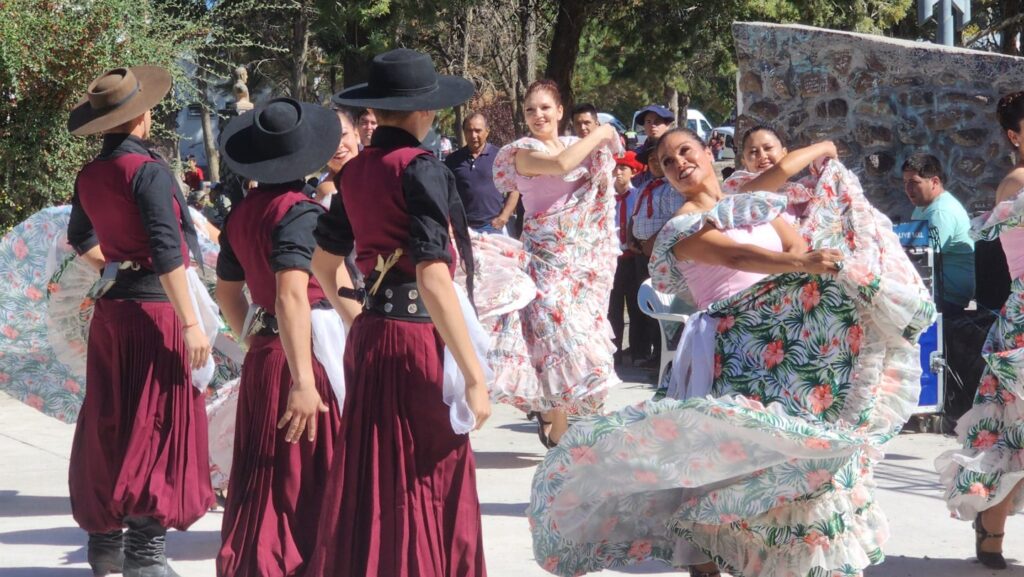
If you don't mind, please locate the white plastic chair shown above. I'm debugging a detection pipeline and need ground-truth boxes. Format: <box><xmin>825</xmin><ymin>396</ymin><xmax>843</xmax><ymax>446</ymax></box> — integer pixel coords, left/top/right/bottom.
<box><xmin>637</xmin><ymin>279</ymin><xmax>694</xmax><ymax>387</ymax></box>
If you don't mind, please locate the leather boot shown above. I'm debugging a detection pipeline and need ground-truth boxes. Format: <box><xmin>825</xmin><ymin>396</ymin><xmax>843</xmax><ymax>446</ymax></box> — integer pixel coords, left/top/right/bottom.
<box><xmin>87</xmin><ymin>529</ymin><xmax>124</xmax><ymax>576</ymax></box>
<box><xmin>122</xmin><ymin>516</ymin><xmax>180</xmax><ymax>577</ymax></box>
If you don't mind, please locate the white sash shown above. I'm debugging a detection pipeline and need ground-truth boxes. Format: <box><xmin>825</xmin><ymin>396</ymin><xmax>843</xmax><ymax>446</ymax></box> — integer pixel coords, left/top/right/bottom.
<box><xmin>443</xmin><ymin>284</ymin><xmax>493</xmax><ymax>434</ymax></box>
<box><xmin>665</xmin><ymin>311</ymin><xmax>719</xmax><ymax>401</ymax></box>
<box><xmin>311</xmin><ymin>308</ymin><xmax>347</xmax><ymax>406</ymax></box>
<box><xmin>186</xmin><ymin>267</ymin><xmax>221</xmax><ymax>391</ymax></box>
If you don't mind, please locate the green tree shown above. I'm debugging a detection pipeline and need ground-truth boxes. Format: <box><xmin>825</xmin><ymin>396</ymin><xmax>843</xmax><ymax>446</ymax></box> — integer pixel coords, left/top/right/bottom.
<box><xmin>0</xmin><ymin>0</ymin><xmax>207</xmax><ymax>231</ymax></box>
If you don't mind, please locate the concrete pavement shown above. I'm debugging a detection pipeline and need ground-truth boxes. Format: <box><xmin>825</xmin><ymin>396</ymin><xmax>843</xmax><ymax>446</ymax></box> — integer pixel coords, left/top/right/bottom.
<box><xmin>1</xmin><ymin>367</ymin><xmax>1021</xmax><ymax>576</ymax></box>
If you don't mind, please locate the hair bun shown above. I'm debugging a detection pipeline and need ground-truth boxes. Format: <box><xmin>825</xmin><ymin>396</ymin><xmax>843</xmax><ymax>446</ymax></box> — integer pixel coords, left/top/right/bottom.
<box><xmin>997</xmin><ymin>91</ymin><xmax>1024</xmax><ymax>132</ymax></box>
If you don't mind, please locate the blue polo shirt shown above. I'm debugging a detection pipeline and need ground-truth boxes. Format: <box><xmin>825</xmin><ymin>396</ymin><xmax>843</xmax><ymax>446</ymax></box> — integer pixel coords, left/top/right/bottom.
<box><xmin>444</xmin><ymin>143</ymin><xmax>504</xmax><ymax>229</ymax></box>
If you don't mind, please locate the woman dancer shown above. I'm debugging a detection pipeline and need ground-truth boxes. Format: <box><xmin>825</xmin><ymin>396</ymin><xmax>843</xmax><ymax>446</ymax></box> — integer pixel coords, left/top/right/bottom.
<box><xmin>313</xmin><ymin>108</ymin><xmax>360</xmax><ymax>208</ymax></box>
<box><xmin>724</xmin><ymin>126</ymin><xmax>838</xmax><ymax>223</ymax></box>
<box><xmin>486</xmin><ymin>79</ymin><xmax>622</xmax><ymax>447</ymax></box>
<box><xmin>213</xmin><ymin>98</ymin><xmax>345</xmax><ymax>577</ymax></box>
<box><xmin>305</xmin><ymin>48</ymin><xmax>491</xmax><ymax>577</ymax></box>
<box><xmin>936</xmin><ymin>92</ymin><xmax>1024</xmax><ymax>570</ymax></box>
<box><xmin>66</xmin><ymin>66</ymin><xmax>214</xmax><ymax>577</ymax></box>
<box><xmin>528</xmin><ymin>127</ymin><xmax>934</xmax><ymax>577</ymax></box>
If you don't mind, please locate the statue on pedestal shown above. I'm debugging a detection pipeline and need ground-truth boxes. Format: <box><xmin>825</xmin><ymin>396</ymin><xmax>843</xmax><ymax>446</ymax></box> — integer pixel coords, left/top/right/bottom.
<box><xmin>232</xmin><ymin>66</ymin><xmax>253</xmax><ymax>114</ymax></box>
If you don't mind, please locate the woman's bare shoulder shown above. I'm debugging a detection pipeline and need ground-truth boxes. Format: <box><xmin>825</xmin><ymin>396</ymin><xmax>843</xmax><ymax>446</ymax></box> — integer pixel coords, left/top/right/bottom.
<box><xmin>997</xmin><ymin>167</ymin><xmax>1024</xmax><ymax>203</ymax></box>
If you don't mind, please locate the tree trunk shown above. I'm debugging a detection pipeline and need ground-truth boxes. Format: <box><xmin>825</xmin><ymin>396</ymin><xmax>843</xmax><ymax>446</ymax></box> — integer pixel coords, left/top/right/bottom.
<box><xmin>518</xmin><ymin>0</ymin><xmax>537</xmax><ymax>92</ymax></box>
<box><xmin>1002</xmin><ymin>0</ymin><xmax>1022</xmax><ymax>56</ymax></box>
<box><xmin>544</xmin><ymin>0</ymin><xmax>588</xmax><ymax>132</ymax></box>
<box><xmin>342</xmin><ymin>19</ymin><xmax>371</xmax><ymax>88</ymax></box>
<box><xmin>455</xmin><ymin>6</ymin><xmax>474</xmax><ymax>147</ymax></box>
<box><xmin>665</xmin><ymin>85</ymin><xmax>679</xmax><ymax>127</ymax></box>
<box><xmin>196</xmin><ymin>70</ymin><xmax>220</xmax><ymax>183</ymax></box>
<box><xmin>291</xmin><ymin>1</ymin><xmax>312</xmax><ymax>99</ymax></box>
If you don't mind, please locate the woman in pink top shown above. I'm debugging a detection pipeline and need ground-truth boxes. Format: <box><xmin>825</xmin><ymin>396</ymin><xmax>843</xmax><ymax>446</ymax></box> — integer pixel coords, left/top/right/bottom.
<box><xmin>937</xmin><ymin>92</ymin><xmax>1024</xmax><ymax>570</ymax></box>
<box><xmin>480</xmin><ymin>79</ymin><xmax>622</xmax><ymax>447</ymax></box>
<box><xmin>528</xmin><ymin>127</ymin><xmax>935</xmax><ymax>577</ymax></box>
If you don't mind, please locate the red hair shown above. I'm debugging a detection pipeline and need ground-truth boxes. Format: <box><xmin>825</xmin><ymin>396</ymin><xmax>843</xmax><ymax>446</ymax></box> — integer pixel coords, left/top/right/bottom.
<box><xmin>524</xmin><ymin>79</ymin><xmax>562</xmax><ymax>106</ymax></box>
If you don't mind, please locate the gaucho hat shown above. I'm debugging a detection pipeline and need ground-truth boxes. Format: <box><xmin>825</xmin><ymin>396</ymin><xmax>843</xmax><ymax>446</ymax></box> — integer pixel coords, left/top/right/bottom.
<box><xmin>67</xmin><ymin>66</ymin><xmax>172</xmax><ymax>136</ymax></box>
<box><xmin>332</xmin><ymin>48</ymin><xmax>474</xmax><ymax>111</ymax></box>
<box><xmin>219</xmin><ymin>97</ymin><xmax>341</xmax><ymax>184</ymax></box>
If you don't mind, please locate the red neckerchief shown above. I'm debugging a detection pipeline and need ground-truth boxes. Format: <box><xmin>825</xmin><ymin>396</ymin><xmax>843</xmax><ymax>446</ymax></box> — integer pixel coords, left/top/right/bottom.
<box><xmin>615</xmin><ymin>189</ymin><xmax>631</xmax><ymax>245</ymax></box>
<box><xmin>633</xmin><ymin>177</ymin><xmax>664</xmax><ymax>219</ymax></box>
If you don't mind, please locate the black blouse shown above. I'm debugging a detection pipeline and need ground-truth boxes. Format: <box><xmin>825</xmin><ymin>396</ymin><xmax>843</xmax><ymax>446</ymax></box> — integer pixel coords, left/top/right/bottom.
<box><xmin>67</xmin><ymin>134</ymin><xmax>198</xmax><ymax>275</ymax></box>
<box><xmin>217</xmin><ymin>202</ymin><xmax>323</xmax><ymax>282</ymax></box>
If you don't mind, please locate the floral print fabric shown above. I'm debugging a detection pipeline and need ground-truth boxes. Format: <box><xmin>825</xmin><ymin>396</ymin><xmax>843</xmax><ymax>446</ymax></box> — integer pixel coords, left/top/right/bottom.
<box><xmin>528</xmin><ymin>161</ymin><xmax>934</xmax><ymax>577</ymax></box>
<box><xmin>476</xmin><ymin>138</ymin><xmax>621</xmax><ymax>415</ymax></box>
<box><xmin>0</xmin><ymin>206</ymin><xmax>240</xmax><ymax>487</ymax></box>
<box><xmin>936</xmin><ymin>190</ymin><xmax>1024</xmax><ymax>520</ymax></box>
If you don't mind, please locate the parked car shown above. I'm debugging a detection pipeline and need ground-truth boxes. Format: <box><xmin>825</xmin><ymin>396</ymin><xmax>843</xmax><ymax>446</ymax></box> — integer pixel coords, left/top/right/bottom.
<box><xmin>597</xmin><ymin>112</ymin><xmax>628</xmax><ymax>135</ymax></box>
<box><xmin>630</xmin><ymin>108</ymin><xmax>715</xmax><ymax>147</ymax></box>
<box><xmin>713</xmin><ymin>126</ymin><xmax>736</xmax><ymax>160</ymax></box>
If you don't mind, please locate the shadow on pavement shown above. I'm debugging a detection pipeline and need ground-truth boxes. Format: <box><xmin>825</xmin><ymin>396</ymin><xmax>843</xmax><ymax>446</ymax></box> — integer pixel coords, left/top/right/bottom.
<box><xmin>473</xmin><ymin>451</ymin><xmax>541</xmax><ymax>469</ymax></box>
<box><xmin>0</xmin><ymin>526</ymin><xmax>82</xmax><ymax>546</ymax></box>
<box><xmin>0</xmin><ymin>569</ymin><xmax>88</xmax><ymax>576</ymax></box>
<box><xmin>0</xmin><ymin>491</ymin><xmax>72</xmax><ymax>517</ymax></box>
<box><xmin>874</xmin><ymin>458</ymin><xmax>946</xmax><ymax>502</ymax></box>
<box><xmin>166</xmin><ymin>528</ymin><xmax>221</xmax><ymax>561</ymax></box>
<box><xmin>867</xmin><ymin>554</ymin><xmax>1021</xmax><ymax>576</ymax></box>
<box><xmin>480</xmin><ymin>502</ymin><xmax>528</xmax><ymax>517</ymax></box>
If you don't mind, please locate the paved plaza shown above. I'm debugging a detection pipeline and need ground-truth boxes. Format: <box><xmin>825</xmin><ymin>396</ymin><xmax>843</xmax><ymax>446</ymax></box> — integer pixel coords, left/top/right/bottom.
<box><xmin>0</xmin><ymin>367</ymin><xmax>1021</xmax><ymax>576</ymax></box>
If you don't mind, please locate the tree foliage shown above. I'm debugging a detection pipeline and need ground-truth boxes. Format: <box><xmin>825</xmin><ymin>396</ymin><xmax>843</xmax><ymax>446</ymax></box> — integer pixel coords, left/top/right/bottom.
<box><xmin>9</xmin><ymin>0</ymin><xmax>1020</xmax><ymax>232</ymax></box>
<box><xmin>0</xmin><ymin>0</ymin><xmax>207</xmax><ymax>231</ymax></box>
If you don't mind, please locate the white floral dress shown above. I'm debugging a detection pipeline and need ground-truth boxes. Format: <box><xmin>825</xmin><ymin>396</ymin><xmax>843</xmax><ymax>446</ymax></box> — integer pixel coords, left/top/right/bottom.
<box><xmin>527</xmin><ymin>161</ymin><xmax>935</xmax><ymax>577</ymax></box>
<box><xmin>471</xmin><ymin>137</ymin><xmax>621</xmax><ymax>415</ymax></box>
<box><xmin>937</xmin><ymin>190</ymin><xmax>1024</xmax><ymax>519</ymax></box>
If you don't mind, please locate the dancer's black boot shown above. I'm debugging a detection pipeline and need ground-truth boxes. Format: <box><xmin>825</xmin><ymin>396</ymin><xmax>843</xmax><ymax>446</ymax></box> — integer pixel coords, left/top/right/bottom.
<box><xmin>87</xmin><ymin>529</ymin><xmax>124</xmax><ymax>576</ymax></box>
<box><xmin>123</xmin><ymin>516</ymin><xmax>180</xmax><ymax>577</ymax></box>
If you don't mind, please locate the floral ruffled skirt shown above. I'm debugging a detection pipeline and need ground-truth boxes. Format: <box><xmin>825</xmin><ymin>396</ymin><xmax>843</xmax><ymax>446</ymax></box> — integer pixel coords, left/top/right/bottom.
<box><xmin>528</xmin><ymin>162</ymin><xmax>934</xmax><ymax>577</ymax></box>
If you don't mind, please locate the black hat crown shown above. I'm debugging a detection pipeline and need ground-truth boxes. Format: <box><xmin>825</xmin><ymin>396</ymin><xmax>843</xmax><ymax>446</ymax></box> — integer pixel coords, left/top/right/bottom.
<box><xmin>367</xmin><ymin>49</ymin><xmax>440</xmax><ymax>98</ymax></box>
<box><xmin>332</xmin><ymin>48</ymin><xmax>474</xmax><ymax>112</ymax></box>
<box><xmin>254</xmin><ymin>99</ymin><xmax>307</xmax><ymax>158</ymax></box>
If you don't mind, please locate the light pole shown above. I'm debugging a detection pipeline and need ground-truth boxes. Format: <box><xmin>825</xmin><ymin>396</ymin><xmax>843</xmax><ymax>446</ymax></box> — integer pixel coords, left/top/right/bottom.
<box><xmin>917</xmin><ymin>0</ymin><xmax>971</xmax><ymax>47</ymax></box>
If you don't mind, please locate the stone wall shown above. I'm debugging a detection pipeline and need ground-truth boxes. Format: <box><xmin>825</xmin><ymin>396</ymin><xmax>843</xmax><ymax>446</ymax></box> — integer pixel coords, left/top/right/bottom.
<box><xmin>732</xmin><ymin>22</ymin><xmax>1024</xmax><ymax>218</ymax></box>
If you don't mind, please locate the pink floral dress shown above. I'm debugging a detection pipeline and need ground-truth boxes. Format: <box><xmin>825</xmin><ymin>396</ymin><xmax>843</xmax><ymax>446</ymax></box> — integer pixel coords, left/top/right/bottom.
<box><xmin>473</xmin><ymin>136</ymin><xmax>621</xmax><ymax>415</ymax></box>
<box><xmin>528</xmin><ymin>161</ymin><xmax>936</xmax><ymax>577</ymax></box>
<box><xmin>937</xmin><ymin>189</ymin><xmax>1024</xmax><ymax>520</ymax></box>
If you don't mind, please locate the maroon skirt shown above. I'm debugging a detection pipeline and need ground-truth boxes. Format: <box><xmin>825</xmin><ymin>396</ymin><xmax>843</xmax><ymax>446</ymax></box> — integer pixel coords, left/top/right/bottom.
<box><xmin>69</xmin><ymin>299</ymin><xmax>214</xmax><ymax>533</ymax></box>
<box><xmin>305</xmin><ymin>313</ymin><xmax>486</xmax><ymax>577</ymax></box>
<box><xmin>218</xmin><ymin>335</ymin><xmax>342</xmax><ymax>577</ymax></box>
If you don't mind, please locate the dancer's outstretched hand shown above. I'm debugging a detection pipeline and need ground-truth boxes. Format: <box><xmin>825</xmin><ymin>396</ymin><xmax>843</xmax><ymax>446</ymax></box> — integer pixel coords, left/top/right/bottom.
<box><xmin>466</xmin><ymin>381</ymin><xmax>491</xmax><ymax>431</ymax></box>
<box><xmin>278</xmin><ymin>383</ymin><xmax>329</xmax><ymax>443</ymax></box>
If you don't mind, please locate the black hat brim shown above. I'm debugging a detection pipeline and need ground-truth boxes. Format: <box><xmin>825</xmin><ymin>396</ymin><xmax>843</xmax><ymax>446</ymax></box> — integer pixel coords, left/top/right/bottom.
<box><xmin>331</xmin><ymin>75</ymin><xmax>474</xmax><ymax>111</ymax></box>
<box><xmin>67</xmin><ymin>66</ymin><xmax>172</xmax><ymax>136</ymax></box>
<box><xmin>218</xmin><ymin>102</ymin><xmax>341</xmax><ymax>184</ymax></box>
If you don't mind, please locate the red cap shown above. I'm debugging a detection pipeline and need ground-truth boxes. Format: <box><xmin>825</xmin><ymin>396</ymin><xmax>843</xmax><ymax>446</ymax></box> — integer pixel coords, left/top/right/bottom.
<box><xmin>615</xmin><ymin>150</ymin><xmax>645</xmax><ymax>173</ymax></box>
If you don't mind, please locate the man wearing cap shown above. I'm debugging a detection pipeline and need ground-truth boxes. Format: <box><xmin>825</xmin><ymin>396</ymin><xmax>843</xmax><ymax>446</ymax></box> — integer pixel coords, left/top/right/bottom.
<box><xmin>66</xmin><ymin>66</ymin><xmax>213</xmax><ymax>577</ymax></box>
<box><xmin>444</xmin><ymin>112</ymin><xmax>518</xmax><ymax>234</ymax></box>
<box><xmin>306</xmin><ymin>48</ymin><xmax>490</xmax><ymax>577</ymax></box>
<box><xmin>212</xmin><ymin>97</ymin><xmax>346</xmax><ymax>577</ymax></box>
<box><xmin>632</xmin><ymin>104</ymin><xmax>674</xmax><ymax>189</ymax></box>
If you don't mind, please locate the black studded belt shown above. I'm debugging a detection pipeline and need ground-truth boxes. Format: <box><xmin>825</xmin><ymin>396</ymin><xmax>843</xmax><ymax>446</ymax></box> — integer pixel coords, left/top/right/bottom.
<box><xmin>250</xmin><ymin>299</ymin><xmax>333</xmax><ymax>337</ymax></box>
<box><xmin>340</xmin><ymin>281</ymin><xmax>431</xmax><ymax>322</ymax></box>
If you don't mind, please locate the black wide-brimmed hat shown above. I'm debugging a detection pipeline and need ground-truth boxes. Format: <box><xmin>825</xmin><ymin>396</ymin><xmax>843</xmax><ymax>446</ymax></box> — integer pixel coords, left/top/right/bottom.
<box><xmin>219</xmin><ymin>97</ymin><xmax>341</xmax><ymax>184</ymax></box>
<box><xmin>332</xmin><ymin>48</ymin><xmax>474</xmax><ymax>111</ymax></box>
<box><xmin>68</xmin><ymin>66</ymin><xmax>172</xmax><ymax>136</ymax></box>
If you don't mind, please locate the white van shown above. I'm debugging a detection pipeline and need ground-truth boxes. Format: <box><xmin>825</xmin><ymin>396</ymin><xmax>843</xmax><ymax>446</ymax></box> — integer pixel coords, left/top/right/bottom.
<box><xmin>630</xmin><ymin>108</ymin><xmax>715</xmax><ymax>146</ymax></box>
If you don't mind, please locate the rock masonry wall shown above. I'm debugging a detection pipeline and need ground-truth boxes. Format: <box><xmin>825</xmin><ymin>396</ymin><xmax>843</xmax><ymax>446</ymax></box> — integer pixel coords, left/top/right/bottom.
<box><xmin>733</xmin><ymin>22</ymin><xmax>1024</xmax><ymax>217</ymax></box>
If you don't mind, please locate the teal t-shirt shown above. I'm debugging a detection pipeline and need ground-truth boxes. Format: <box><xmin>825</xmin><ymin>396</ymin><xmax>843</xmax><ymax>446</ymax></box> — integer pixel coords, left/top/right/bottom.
<box><xmin>911</xmin><ymin>191</ymin><xmax>975</xmax><ymax>307</ymax></box>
